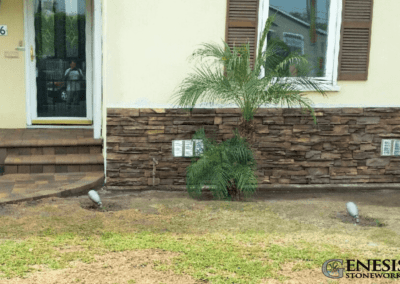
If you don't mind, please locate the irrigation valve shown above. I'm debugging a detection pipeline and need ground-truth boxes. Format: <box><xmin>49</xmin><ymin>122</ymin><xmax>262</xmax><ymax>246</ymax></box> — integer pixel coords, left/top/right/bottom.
<box><xmin>346</xmin><ymin>202</ymin><xmax>359</xmax><ymax>224</ymax></box>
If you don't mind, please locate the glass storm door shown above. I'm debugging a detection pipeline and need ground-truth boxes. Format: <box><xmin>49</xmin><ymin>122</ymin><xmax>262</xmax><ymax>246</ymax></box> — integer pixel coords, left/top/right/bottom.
<box><xmin>28</xmin><ymin>0</ymin><xmax>93</xmax><ymax>123</ymax></box>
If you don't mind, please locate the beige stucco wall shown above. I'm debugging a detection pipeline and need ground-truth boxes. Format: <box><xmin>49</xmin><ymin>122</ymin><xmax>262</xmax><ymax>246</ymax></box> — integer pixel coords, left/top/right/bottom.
<box><xmin>103</xmin><ymin>0</ymin><xmax>227</xmax><ymax>108</ymax></box>
<box><xmin>308</xmin><ymin>0</ymin><xmax>400</xmax><ymax>107</ymax></box>
<box><xmin>0</xmin><ymin>0</ymin><xmax>398</xmax><ymax>131</ymax></box>
<box><xmin>0</xmin><ymin>0</ymin><xmax>26</xmax><ymax>128</ymax></box>
<box><xmin>103</xmin><ymin>0</ymin><xmax>400</xmax><ymax>109</ymax></box>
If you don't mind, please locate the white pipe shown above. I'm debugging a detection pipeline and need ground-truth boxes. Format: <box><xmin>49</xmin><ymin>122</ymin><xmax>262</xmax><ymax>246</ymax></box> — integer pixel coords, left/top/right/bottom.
<box><xmin>93</xmin><ymin>0</ymin><xmax>102</xmax><ymax>139</ymax></box>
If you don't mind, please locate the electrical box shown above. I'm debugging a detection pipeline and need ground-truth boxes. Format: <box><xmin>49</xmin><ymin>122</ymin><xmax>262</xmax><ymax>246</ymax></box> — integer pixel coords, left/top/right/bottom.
<box><xmin>381</xmin><ymin>139</ymin><xmax>392</xmax><ymax>156</ymax></box>
<box><xmin>393</xmin><ymin>140</ymin><xmax>400</xmax><ymax>156</ymax></box>
<box><xmin>172</xmin><ymin>139</ymin><xmax>204</xmax><ymax>157</ymax></box>
<box><xmin>193</xmin><ymin>139</ymin><xmax>204</xmax><ymax>156</ymax></box>
<box><xmin>380</xmin><ymin>139</ymin><xmax>400</xmax><ymax>156</ymax></box>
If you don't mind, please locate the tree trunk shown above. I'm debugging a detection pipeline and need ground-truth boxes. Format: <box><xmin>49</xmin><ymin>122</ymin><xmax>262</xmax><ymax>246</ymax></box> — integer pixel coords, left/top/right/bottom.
<box><xmin>226</xmin><ymin>179</ymin><xmax>241</xmax><ymax>201</ymax></box>
<box><xmin>230</xmin><ymin>117</ymin><xmax>257</xmax><ymax>202</ymax></box>
<box><xmin>238</xmin><ymin>117</ymin><xmax>256</xmax><ymax>143</ymax></box>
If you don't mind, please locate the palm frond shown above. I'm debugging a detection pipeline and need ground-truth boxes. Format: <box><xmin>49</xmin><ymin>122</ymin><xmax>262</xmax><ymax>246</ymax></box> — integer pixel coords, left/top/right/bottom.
<box><xmin>234</xmin><ymin>165</ymin><xmax>258</xmax><ymax>193</ymax></box>
<box><xmin>186</xmin><ymin>128</ymin><xmax>258</xmax><ymax>200</ymax></box>
<box><xmin>171</xmin><ymin>12</ymin><xmax>329</xmax><ymax>129</ymax></box>
<box><xmin>254</xmin><ymin>13</ymin><xmax>278</xmax><ymax>76</ymax></box>
<box><xmin>170</xmin><ymin>64</ymin><xmax>232</xmax><ymax>108</ymax></box>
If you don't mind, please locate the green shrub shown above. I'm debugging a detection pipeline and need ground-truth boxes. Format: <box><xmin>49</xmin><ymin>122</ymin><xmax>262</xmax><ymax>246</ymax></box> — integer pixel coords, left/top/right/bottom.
<box><xmin>186</xmin><ymin>127</ymin><xmax>258</xmax><ymax>201</ymax></box>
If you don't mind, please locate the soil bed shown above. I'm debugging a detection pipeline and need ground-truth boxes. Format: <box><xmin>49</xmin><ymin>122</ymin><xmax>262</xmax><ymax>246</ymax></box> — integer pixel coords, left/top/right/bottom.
<box><xmin>333</xmin><ymin>211</ymin><xmax>387</xmax><ymax>227</ymax></box>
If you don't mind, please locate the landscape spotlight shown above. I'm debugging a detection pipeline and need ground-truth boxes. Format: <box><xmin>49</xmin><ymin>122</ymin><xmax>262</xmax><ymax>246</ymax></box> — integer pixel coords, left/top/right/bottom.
<box><xmin>346</xmin><ymin>202</ymin><xmax>359</xmax><ymax>224</ymax></box>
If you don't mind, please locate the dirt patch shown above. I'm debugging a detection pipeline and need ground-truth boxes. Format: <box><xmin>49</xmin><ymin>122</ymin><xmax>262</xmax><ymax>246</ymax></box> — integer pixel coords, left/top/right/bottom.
<box><xmin>79</xmin><ymin>200</ymin><xmax>125</xmax><ymax>212</ymax></box>
<box><xmin>0</xmin><ymin>204</ymin><xmax>13</xmax><ymax>215</ymax></box>
<box><xmin>2</xmin><ymin>249</ymin><xmax>203</xmax><ymax>284</ymax></box>
<box><xmin>24</xmin><ymin>200</ymin><xmax>43</xmax><ymax>207</ymax></box>
<box><xmin>333</xmin><ymin>211</ymin><xmax>386</xmax><ymax>227</ymax></box>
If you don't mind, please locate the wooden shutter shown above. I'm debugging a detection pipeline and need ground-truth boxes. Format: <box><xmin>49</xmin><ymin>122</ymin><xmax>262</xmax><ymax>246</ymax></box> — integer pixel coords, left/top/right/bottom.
<box><xmin>337</xmin><ymin>0</ymin><xmax>374</xmax><ymax>80</ymax></box>
<box><xmin>225</xmin><ymin>0</ymin><xmax>259</xmax><ymax>69</ymax></box>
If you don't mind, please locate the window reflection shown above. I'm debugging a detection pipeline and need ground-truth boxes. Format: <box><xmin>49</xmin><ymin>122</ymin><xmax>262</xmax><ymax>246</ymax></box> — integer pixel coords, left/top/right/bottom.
<box><xmin>267</xmin><ymin>0</ymin><xmax>330</xmax><ymax>77</ymax></box>
<box><xmin>34</xmin><ymin>0</ymin><xmax>87</xmax><ymax>118</ymax></box>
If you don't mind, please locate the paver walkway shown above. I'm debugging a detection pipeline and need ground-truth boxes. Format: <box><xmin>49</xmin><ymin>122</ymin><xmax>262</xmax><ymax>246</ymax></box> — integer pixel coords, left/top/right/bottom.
<box><xmin>0</xmin><ymin>172</ymin><xmax>104</xmax><ymax>205</ymax></box>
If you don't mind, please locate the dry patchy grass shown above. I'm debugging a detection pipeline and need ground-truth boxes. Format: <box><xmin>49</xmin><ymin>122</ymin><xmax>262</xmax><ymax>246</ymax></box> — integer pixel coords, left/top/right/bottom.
<box><xmin>0</xmin><ymin>189</ymin><xmax>398</xmax><ymax>283</ymax></box>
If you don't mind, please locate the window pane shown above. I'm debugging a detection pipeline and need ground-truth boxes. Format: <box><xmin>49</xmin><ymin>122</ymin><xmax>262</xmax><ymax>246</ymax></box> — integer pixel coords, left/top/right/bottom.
<box><xmin>267</xmin><ymin>0</ymin><xmax>330</xmax><ymax>77</ymax></box>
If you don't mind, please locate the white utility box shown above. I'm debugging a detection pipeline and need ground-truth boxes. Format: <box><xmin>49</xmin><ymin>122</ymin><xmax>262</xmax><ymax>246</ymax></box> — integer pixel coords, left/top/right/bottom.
<box><xmin>172</xmin><ymin>139</ymin><xmax>204</xmax><ymax>157</ymax></box>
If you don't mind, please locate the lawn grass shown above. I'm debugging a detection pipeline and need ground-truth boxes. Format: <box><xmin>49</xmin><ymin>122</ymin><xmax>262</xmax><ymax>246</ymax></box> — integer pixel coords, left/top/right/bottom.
<box><xmin>0</xmin><ymin>195</ymin><xmax>399</xmax><ymax>283</ymax></box>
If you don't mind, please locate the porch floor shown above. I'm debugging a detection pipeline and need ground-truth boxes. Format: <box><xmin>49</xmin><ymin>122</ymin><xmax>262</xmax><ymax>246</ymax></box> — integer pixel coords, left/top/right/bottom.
<box><xmin>0</xmin><ymin>128</ymin><xmax>98</xmax><ymax>147</ymax></box>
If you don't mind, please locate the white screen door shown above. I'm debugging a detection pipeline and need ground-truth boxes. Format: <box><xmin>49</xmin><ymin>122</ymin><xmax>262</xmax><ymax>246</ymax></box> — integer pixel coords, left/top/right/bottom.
<box><xmin>26</xmin><ymin>0</ymin><xmax>93</xmax><ymax>125</ymax></box>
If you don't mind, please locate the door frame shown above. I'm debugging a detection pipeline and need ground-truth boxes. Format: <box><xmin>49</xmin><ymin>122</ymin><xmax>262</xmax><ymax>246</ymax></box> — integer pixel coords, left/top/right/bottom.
<box><xmin>24</xmin><ymin>0</ymin><xmax>102</xmax><ymax>138</ymax></box>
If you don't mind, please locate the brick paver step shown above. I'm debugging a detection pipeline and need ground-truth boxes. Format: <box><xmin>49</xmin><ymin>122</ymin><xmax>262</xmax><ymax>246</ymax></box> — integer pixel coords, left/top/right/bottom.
<box><xmin>5</xmin><ymin>154</ymin><xmax>104</xmax><ymax>165</ymax></box>
<box><xmin>3</xmin><ymin>145</ymin><xmax>102</xmax><ymax>156</ymax></box>
<box><xmin>0</xmin><ymin>129</ymin><xmax>104</xmax><ymax>175</ymax></box>
<box><xmin>0</xmin><ymin>138</ymin><xmax>102</xmax><ymax>147</ymax></box>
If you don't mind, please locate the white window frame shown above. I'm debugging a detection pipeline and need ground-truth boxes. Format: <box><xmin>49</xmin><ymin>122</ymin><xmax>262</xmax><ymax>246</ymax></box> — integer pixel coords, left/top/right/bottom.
<box><xmin>257</xmin><ymin>0</ymin><xmax>342</xmax><ymax>92</ymax></box>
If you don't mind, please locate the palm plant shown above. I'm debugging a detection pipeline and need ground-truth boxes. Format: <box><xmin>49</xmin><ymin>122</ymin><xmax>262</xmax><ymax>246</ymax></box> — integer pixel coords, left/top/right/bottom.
<box><xmin>186</xmin><ymin>128</ymin><xmax>258</xmax><ymax>201</ymax></box>
<box><xmin>170</xmin><ymin>14</ymin><xmax>328</xmax><ymax>141</ymax></box>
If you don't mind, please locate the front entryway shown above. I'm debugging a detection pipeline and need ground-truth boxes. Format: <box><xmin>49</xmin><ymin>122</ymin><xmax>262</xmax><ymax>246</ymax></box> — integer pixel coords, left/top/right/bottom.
<box><xmin>0</xmin><ymin>128</ymin><xmax>104</xmax><ymax>205</ymax></box>
<box><xmin>26</xmin><ymin>0</ymin><xmax>93</xmax><ymax>125</ymax></box>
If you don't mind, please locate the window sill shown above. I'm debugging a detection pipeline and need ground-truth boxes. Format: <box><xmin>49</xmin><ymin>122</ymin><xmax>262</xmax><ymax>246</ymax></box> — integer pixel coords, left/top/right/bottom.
<box><xmin>295</xmin><ymin>84</ymin><xmax>341</xmax><ymax>92</ymax></box>
<box><xmin>268</xmin><ymin>77</ymin><xmax>341</xmax><ymax>92</ymax></box>
<box><xmin>264</xmin><ymin>83</ymin><xmax>341</xmax><ymax>93</ymax></box>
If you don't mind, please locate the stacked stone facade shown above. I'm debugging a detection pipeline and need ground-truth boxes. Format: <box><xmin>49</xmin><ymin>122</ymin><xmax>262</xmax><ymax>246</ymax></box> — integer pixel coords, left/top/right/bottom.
<box><xmin>106</xmin><ymin>107</ymin><xmax>400</xmax><ymax>191</ymax></box>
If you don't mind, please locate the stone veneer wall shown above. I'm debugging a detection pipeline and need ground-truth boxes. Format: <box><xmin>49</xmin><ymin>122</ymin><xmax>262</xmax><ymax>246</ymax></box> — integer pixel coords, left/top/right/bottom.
<box><xmin>106</xmin><ymin>107</ymin><xmax>400</xmax><ymax>191</ymax></box>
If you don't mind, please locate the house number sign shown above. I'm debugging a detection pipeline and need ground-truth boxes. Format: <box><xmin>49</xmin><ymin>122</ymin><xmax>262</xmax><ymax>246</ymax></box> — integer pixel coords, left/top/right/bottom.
<box><xmin>0</xmin><ymin>25</ymin><xmax>7</xmax><ymax>36</ymax></box>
